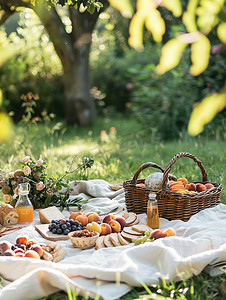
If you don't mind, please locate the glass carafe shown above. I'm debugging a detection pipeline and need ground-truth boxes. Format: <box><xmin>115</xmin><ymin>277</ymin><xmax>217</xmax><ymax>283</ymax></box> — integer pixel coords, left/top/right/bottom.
<box><xmin>15</xmin><ymin>182</ymin><xmax>34</xmax><ymax>224</ymax></box>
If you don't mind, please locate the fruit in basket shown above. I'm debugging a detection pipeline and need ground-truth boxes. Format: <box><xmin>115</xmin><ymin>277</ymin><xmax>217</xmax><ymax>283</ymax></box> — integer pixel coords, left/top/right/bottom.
<box><xmin>150</xmin><ymin>229</ymin><xmax>166</xmax><ymax>239</ymax></box>
<box><xmin>0</xmin><ymin>241</ymin><xmax>12</xmax><ymax>253</ymax></box>
<box><xmin>100</xmin><ymin>223</ymin><xmax>112</xmax><ymax>235</ymax></box>
<box><xmin>177</xmin><ymin>178</ymin><xmax>188</xmax><ymax>186</ymax></box>
<box><xmin>30</xmin><ymin>244</ymin><xmax>44</xmax><ymax>258</ymax></box>
<box><xmin>136</xmin><ymin>183</ymin><xmax>146</xmax><ymax>188</ymax></box>
<box><xmin>75</xmin><ymin>215</ymin><xmax>88</xmax><ymax>226</ymax></box>
<box><xmin>196</xmin><ymin>183</ymin><xmax>207</xmax><ymax>192</ymax></box>
<box><xmin>86</xmin><ymin>212</ymin><xmax>101</xmax><ymax>223</ymax></box>
<box><xmin>185</xmin><ymin>183</ymin><xmax>196</xmax><ymax>191</ymax></box>
<box><xmin>86</xmin><ymin>222</ymin><xmax>102</xmax><ymax>234</ymax></box>
<box><xmin>102</xmin><ymin>214</ymin><xmax>116</xmax><ymax>224</ymax></box>
<box><xmin>109</xmin><ymin>220</ymin><xmax>121</xmax><ymax>233</ymax></box>
<box><xmin>205</xmin><ymin>183</ymin><xmax>214</xmax><ymax>189</ymax></box>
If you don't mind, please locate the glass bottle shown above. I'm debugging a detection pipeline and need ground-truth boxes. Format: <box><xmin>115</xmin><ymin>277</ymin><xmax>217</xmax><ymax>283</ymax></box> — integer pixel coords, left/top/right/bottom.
<box><xmin>15</xmin><ymin>182</ymin><xmax>34</xmax><ymax>224</ymax></box>
<box><xmin>147</xmin><ymin>192</ymin><xmax>159</xmax><ymax>229</ymax></box>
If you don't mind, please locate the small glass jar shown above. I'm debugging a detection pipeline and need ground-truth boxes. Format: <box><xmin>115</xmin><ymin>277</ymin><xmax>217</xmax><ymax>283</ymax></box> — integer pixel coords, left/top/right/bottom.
<box><xmin>147</xmin><ymin>192</ymin><xmax>159</xmax><ymax>229</ymax></box>
<box><xmin>15</xmin><ymin>182</ymin><xmax>34</xmax><ymax>224</ymax></box>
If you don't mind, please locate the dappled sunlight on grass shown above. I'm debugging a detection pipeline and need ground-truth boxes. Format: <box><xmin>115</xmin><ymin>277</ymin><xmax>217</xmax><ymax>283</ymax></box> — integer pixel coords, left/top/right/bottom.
<box><xmin>44</xmin><ymin>142</ymin><xmax>99</xmax><ymax>157</ymax></box>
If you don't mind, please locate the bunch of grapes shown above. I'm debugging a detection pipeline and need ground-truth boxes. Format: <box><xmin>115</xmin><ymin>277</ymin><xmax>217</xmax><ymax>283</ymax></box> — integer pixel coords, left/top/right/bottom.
<box><xmin>48</xmin><ymin>219</ymin><xmax>86</xmax><ymax>235</ymax></box>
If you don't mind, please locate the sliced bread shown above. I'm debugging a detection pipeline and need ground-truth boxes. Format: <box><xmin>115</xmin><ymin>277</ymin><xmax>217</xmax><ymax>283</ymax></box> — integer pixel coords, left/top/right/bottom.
<box><xmin>131</xmin><ymin>224</ymin><xmax>152</xmax><ymax>233</ymax></box>
<box><xmin>123</xmin><ymin>227</ymin><xmax>143</xmax><ymax>236</ymax></box>
<box><xmin>103</xmin><ymin>235</ymin><xmax>115</xmax><ymax>248</ymax></box>
<box><xmin>109</xmin><ymin>233</ymin><xmax>122</xmax><ymax>247</ymax></box>
<box><xmin>95</xmin><ymin>236</ymin><xmax>106</xmax><ymax>250</ymax></box>
<box><xmin>117</xmin><ymin>233</ymin><xmax>130</xmax><ymax>245</ymax></box>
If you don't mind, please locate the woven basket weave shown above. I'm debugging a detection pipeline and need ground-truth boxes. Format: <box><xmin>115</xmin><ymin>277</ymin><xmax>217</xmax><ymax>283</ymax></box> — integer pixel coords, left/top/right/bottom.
<box><xmin>123</xmin><ymin>152</ymin><xmax>222</xmax><ymax>221</ymax></box>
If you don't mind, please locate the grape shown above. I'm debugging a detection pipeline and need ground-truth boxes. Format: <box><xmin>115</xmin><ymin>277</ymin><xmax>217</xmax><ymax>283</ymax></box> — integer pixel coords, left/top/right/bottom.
<box><xmin>71</xmin><ymin>225</ymin><xmax>77</xmax><ymax>231</ymax></box>
<box><xmin>63</xmin><ymin>229</ymin><xmax>70</xmax><ymax>235</ymax></box>
<box><xmin>51</xmin><ymin>220</ymin><xmax>56</xmax><ymax>223</ymax></box>
<box><xmin>52</xmin><ymin>228</ymin><xmax>57</xmax><ymax>234</ymax></box>
<box><xmin>57</xmin><ymin>228</ymin><xmax>63</xmax><ymax>234</ymax></box>
<box><xmin>55</xmin><ymin>224</ymin><xmax>60</xmax><ymax>229</ymax></box>
<box><xmin>69</xmin><ymin>220</ymin><xmax>74</xmax><ymax>225</ymax></box>
<box><xmin>61</xmin><ymin>224</ymin><xmax>67</xmax><ymax>230</ymax></box>
<box><xmin>73</xmin><ymin>220</ymin><xmax>80</xmax><ymax>226</ymax></box>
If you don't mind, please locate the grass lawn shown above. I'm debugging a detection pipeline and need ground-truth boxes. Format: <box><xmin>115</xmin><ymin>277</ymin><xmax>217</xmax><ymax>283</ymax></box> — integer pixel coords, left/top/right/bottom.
<box><xmin>0</xmin><ymin>115</ymin><xmax>225</xmax><ymax>299</ymax></box>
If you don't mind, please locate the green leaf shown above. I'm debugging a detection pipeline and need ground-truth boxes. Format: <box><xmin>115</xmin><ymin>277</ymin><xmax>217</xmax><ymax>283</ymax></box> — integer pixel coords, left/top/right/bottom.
<box><xmin>188</xmin><ymin>84</ymin><xmax>226</xmax><ymax>136</ymax></box>
<box><xmin>190</xmin><ymin>34</ymin><xmax>210</xmax><ymax>76</ymax></box>
<box><xmin>217</xmin><ymin>22</ymin><xmax>226</xmax><ymax>44</ymax></box>
<box><xmin>156</xmin><ymin>37</ymin><xmax>187</xmax><ymax>74</ymax></box>
<box><xmin>161</xmin><ymin>0</ymin><xmax>182</xmax><ymax>17</ymax></box>
<box><xmin>108</xmin><ymin>0</ymin><xmax>133</xmax><ymax>18</ymax></box>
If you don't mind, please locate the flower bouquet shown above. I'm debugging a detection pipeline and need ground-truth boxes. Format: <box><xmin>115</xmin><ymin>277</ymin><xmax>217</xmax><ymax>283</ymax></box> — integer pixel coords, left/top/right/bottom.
<box><xmin>0</xmin><ymin>156</ymin><xmax>94</xmax><ymax>210</ymax></box>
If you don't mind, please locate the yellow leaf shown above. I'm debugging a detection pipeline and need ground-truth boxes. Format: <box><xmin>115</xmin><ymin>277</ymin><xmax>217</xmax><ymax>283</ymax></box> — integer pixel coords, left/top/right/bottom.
<box><xmin>145</xmin><ymin>9</ymin><xmax>165</xmax><ymax>42</ymax></box>
<box><xmin>190</xmin><ymin>34</ymin><xmax>210</xmax><ymax>76</ymax></box>
<box><xmin>0</xmin><ymin>112</ymin><xmax>14</xmax><ymax>142</ymax></box>
<box><xmin>0</xmin><ymin>89</ymin><xmax>2</xmax><ymax>107</ymax></box>
<box><xmin>188</xmin><ymin>85</ymin><xmax>226</xmax><ymax>136</ymax></box>
<box><xmin>108</xmin><ymin>0</ymin><xmax>133</xmax><ymax>18</ymax></box>
<box><xmin>156</xmin><ymin>37</ymin><xmax>187</xmax><ymax>74</ymax></box>
<box><xmin>161</xmin><ymin>0</ymin><xmax>182</xmax><ymax>17</ymax></box>
<box><xmin>217</xmin><ymin>22</ymin><xmax>226</xmax><ymax>44</ymax></box>
<box><xmin>182</xmin><ymin>0</ymin><xmax>198</xmax><ymax>32</ymax></box>
<box><xmin>128</xmin><ymin>13</ymin><xmax>145</xmax><ymax>51</ymax></box>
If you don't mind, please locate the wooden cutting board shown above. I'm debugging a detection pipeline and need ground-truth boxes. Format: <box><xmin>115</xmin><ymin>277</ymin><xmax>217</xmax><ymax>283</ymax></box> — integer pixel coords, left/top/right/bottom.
<box><xmin>35</xmin><ymin>224</ymin><xmax>70</xmax><ymax>241</ymax></box>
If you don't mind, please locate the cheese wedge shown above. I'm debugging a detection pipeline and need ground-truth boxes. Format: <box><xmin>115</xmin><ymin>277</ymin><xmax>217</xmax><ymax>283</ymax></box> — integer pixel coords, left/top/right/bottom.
<box><xmin>39</xmin><ymin>206</ymin><xmax>65</xmax><ymax>224</ymax></box>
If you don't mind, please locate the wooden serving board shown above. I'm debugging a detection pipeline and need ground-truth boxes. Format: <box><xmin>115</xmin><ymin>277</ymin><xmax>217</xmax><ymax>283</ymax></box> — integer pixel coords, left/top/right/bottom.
<box><xmin>35</xmin><ymin>224</ymin><xmax>69</xmax><ymax>241</ymax></box>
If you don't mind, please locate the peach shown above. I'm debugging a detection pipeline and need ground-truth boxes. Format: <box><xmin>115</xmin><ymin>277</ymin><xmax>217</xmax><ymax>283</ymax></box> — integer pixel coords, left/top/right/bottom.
<box><xmin>3</xmin><ymin>249</ymin><xmax>16</xmax><ymax>256</ymax></box>
<box><xmin>115</xmin><ymin>216</ymin><xmax>126</xmax><ymax>229</ymax></box>
<box><xmin>185</xmin><ymin>183</ymin><xmax>196</xmax><ymax>191</ymax></box>
<box><xmin>16</xmin><ymin>235</ymin><xmax>28</xmax><ymax>245</ymax></box>
<box><xmin>24</xmin><ymin>250</ymin><xmax>40</xmax><ymax>259</ymax></box>
<box><xmin>75</xmin><ymin>215</ymin><xmax>88</xmax><ymax>226</ymax></box>
<box><xmin>102</xmin><ymin>214</ymin><xmax>116</xmax><ymax>224</ymax></box>
<box><xmin>0</xmin><ymin>241</ymin><xmax>12</xmax><ymax>253</ymax></box>
<box><xmin>196</xmin><ymin>183</ymin><xmax>207</xmax><ymax>193</ymax></box>
<box><xmin>109</xmin><ymin>220</ymin><xmax>121</xmax><ymax>233</ymax></box>
<box><xmin>27</xmin><ymin>239</ymin><xmax>38</xmax><ymax>246</ymax></box>
<box><xmin>86</xmin><ymin>212</ymin><xmax>101</xmax><ymax>223</ymax></box>
<box><xmin>150</xmin><ymin>229</ymin><xmax>166</xmax><ymax>239</ymax></box>
<box><xmin>100</xmin><ymin>223</ymin><xmax>112</xmax><ymax>235</ymax></box>
<box><xmin>69</xmin><ymin>211</ymin><xmax>83</xmax><ymax>220</ymax></box>
<box><xmin>15</xmin><ymin>252</ymin><xmax>25</xmax><ymax>257</ymax></box>
<box><xmin>30</xmin><ymin>244</ymin><xmax>43</xmax><ymax>258</ymax></box>
<box><xmin>205</xmin><ymin>183</ymin><xmax>214</xmax><ymax>189</ymax></box>
<box><xmin>164</xmin><ymin>228</ymin><xmax>176</xmax><ymax>237</ymax></box>
<box><xmin>86</xmin><ymin>222</ymin><xmax>102</xmax><ymax>234</ymax></box>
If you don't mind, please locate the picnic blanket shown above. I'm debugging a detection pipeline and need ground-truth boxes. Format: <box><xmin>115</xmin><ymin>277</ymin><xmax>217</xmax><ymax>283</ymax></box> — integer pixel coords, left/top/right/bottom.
<box><xmin>0</xmin><ymin>179</ymin><xmax>226</xmax><ymax>300</ymax></box>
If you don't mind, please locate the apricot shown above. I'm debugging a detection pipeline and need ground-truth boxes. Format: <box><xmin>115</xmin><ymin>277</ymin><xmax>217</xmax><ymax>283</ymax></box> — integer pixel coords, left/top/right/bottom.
<box><xmin>16</xmin><ymin>235</ymin><xmax>28</xmax><ymax>245</ymax></box>
<box><xmin>15</xmin><ymin>252</ymin><xmax>25</xmax><ymax>257</ymax></box>
<box><xmin>205</xmin><ymin>183</ymin><xmax>214</xmax><ymax>190</ymax></box>
<box><xmin>30</xmin><ymin>244</ymin><xmax>43</xmax><ymax>258</ymax></box>
<box><xmin>75</xmin><ymin>215</ymin><xmax>88</xmax><ymax>226</ymax></box>
<box><xmin>86</xmin><ymin>222</ymin><xmax>102</xmax><ymax>234</ymax></box>
<box><xmin>177</xmin><ymin>178</ymin><xmax>188</xmax><ymax>186</ymax></box>
<box><xmin>150</xmin><ymin>229</ymin><xmax>166</xmax><ymax>239</ymax></box>
<box><xmin>27</xmin><ymin>239</ymin><xmax>38</xmax><ymax>246</ymax></box>
<box><xmin>164</xmin><ymin>228</ymin><xmax>176</xmax><ymax>237</ymax></box>
<box><xmin>24</xmin><ymin>250</ymin><xmax>40</xmax><ymax>259</ymax></box>
<box><xmin>109</xmin><ymin>220</ymin><xmax>121</xmax><ymax>233</ymax></box>
<box><xmin>85</xmin><ymin>212</ymin><xmax>101</xmax><ymax>223</ymax></box>
<box><xmin>14</xmin><ymin>248</ymin><xmax>25</xmax><ymax>254</ymax></box>
<box><xmin>69</xmin><ymin>211</ymin><xmax>83</xmax><ymax>220</ymax></box>
<box><xmin>100</xmin><ymin>223</ymin><xmax>112</xmax><ymax>235</ymax></box>
<box><xmin>196</xmin><ymin>183</ymin><xmax>207</xmax><ymax>193</ymax></box>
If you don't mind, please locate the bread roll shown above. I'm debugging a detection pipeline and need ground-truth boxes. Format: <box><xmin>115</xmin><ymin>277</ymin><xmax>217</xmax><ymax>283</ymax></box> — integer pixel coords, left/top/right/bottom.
<box><xmin>0</xmin><ymin>204</ymin><xmax>19</xmax><ymax>227</ymax></box>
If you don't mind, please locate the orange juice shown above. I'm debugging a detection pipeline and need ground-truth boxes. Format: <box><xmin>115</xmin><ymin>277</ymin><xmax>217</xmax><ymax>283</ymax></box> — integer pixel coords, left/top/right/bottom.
<box><xmin>147</xmin><ymin>204</ymin><xmax>159</xmax><ymax>229</ymax></box>
<box><xmin>16</xmin><ymin>206</ymin><xmax>34</xmax><ymax>223</ymax></box>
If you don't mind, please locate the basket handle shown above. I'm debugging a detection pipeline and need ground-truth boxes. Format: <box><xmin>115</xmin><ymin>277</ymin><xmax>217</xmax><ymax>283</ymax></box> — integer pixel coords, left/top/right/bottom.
<box><xmin>161</xmin><ymin>152</ymin><xmax>208</xmax><ymax>190</ymax></box>
<box><xmin>131</xmin><ymin>162</ymin><xmax>165</xmax><ymax>184</ymax></box>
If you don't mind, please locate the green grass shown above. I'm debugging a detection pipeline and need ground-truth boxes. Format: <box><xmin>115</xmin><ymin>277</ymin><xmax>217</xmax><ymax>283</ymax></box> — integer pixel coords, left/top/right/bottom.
<box><xmin>0</xmin><ymin>115</ymin><xmax>226</xmax><ymax>299</ymax></box>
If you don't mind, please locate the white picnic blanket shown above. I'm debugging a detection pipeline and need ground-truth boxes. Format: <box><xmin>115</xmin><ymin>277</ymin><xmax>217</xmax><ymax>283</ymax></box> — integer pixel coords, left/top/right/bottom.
<box><xmin>0</xmin><ymin>179</ymin><xmax>226</xmax><ymax>300</ymax></box>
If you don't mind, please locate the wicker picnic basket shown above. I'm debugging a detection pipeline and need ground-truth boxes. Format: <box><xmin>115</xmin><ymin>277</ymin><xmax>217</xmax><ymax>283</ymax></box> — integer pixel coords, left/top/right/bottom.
<box><xmin>123</xmin><ymin>152</ymin><xmax>222</xmax><ymax>221</ymax></box>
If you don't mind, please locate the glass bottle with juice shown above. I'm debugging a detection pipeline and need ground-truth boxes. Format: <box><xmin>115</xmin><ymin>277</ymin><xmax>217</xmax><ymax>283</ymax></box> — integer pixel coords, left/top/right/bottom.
<box><xmin>15</xmin><ymin>182</ymin><xmax>34</xmax><ymax>224</ymax></box>
<box><xmin>147</xmin><ymin>192</ymin><xmax>159</xmax><ymax>229</ymax></box>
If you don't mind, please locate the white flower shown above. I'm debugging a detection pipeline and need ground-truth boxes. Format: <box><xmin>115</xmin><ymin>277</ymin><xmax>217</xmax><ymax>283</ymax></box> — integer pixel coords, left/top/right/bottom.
<box><xmin>36</xmin><ymin>181</ymin><xmax>45</xmax><ymax>191</ymax></box>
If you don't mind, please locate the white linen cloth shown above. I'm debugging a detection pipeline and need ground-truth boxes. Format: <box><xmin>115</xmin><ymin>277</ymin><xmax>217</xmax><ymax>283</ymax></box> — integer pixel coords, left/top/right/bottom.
<box><xmin>0</xmin><ymin>179</ymin><xmax>226</xmax><ymax>300</ymax></box>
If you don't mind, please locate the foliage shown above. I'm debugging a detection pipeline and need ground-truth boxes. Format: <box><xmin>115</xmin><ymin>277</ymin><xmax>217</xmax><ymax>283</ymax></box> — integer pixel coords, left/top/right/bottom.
<box><xmin>0</xmin><ymin>155</ymin><xmax>93</xmax><ymax>210</ymax></box>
